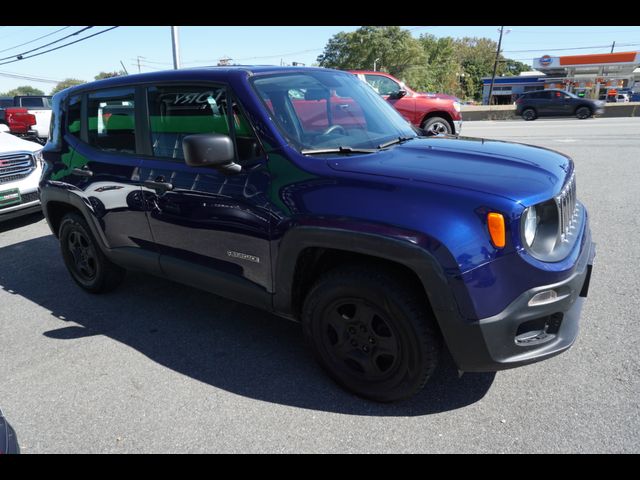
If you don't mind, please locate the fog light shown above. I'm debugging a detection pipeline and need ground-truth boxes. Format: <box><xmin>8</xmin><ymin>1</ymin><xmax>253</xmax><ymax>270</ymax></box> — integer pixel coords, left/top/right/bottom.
<box><xmin>528</xmin><ymin>290</ymin><xmax>559</xmax><ymax>306</ymax></box>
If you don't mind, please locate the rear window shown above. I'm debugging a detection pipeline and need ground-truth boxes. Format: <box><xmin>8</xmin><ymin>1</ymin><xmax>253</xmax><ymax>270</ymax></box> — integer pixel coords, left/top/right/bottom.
<box><xmin>20</xmin><ymin>97</ymin><xmax>45</xmax><ymax>108</ymax></box>
<box><xmin>87</xmin><ymin>88</ymin><xmax>136</xmax><ymax>154</ymax></box>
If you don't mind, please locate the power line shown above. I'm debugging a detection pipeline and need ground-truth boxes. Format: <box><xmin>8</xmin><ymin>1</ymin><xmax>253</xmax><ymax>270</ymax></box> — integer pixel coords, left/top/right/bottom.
<box><xmin>0</xmin><ymin>26</ymin><xmax>93</xmax><ymax>62</ymax></box>
<box><xmin>0</xmin><ymin>27</ymin><xmax>118</xmax><ymax>67</ymax></box>
<box><xmin>181</xmin><ymin>47</ymin><xmax>324</xmax><ymax>66</ymax></box>
<box><xmin>503</xmin><ymin>43</ymin><xmax>640</xmax><ymax>53</ymax></box>
<box><xmin>0</xmin><ymin>28</ymin><xmax>31</xmax><ymax>42</ymax></box>
<box><xmin>0</xmin><ymin>70</ymin><xmax>62</xmax><ymax>84</ymax></box>
<box><xmin>0</xmin><ymin>26</ymin><xmax>71</xmax><ymax>55</ymax></box>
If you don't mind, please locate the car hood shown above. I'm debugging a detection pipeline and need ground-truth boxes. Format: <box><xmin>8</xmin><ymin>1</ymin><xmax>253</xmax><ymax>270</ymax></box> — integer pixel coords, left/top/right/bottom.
<box><xmin>327</xmin><ymin>136</ymin><xmax>572</xmax><ymax>205</ymax></box>
<box><xmin>0</xmin><ymin>132</ymin><xmax>42</xmax><ymax>154</ymax></box>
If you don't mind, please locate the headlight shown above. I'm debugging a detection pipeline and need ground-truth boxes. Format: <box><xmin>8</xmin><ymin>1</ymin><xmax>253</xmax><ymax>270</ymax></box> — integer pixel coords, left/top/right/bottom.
<box><xmin>453</xmin><ymin>101</ymin><xmax>461</xmax><ymax>113</ymax></box>
<box><xmin>33</xmin><ymin>150</ymin><xmax>44</xmax><ymax>169</ymax></box>
<box><xmin>523</xmin><ymin>206</ymin><xmax>538</xmax><ymax>247</ymax></box>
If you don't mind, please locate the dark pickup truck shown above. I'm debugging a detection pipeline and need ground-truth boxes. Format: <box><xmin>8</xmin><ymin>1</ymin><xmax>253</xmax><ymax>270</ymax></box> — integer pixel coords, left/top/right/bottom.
<box><xmin>0</xmin><ymin>95</ymin><xmax>52</xmax><ymax>144</ymax></box>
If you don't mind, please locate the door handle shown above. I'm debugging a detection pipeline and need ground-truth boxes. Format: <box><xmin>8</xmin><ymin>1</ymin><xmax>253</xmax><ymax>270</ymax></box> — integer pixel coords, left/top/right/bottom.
<box><xmin>72</xmin><ymin>168</ymin><xmax>93</xmax><ymax>177</ymax></box>
<box><xmin>143</xmin><ymin>180</ymin><xmax>173</xmax><ymax>193</ymax></box>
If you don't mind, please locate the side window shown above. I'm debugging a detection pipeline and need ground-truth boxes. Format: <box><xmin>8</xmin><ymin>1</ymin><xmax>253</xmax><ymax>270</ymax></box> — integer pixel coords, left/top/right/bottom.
<box><xmin>87</xmin><ymin>88</ymin><xmax>136</xmax><ymax>154</ymax></box>
<box><xmin>147</xmin><ymin>85</ymin><xmax>261</xmax><ymax>162</ymax></box>
<box><xmin>67</xmin><ymin>95</ymin><xmax>82</xmax><ymax>139</ymax></box>
<box><xmin>364</xmin><ymin>75</ymin><xmax>400</xmax><ymax>96</ymax></box>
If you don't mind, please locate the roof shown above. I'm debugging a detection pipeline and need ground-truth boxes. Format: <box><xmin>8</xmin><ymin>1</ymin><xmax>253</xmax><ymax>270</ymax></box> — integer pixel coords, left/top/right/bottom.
<box><xmin>58</xmin><ymin>65</ymin><xmax>342</xmax><ymax>97</ymax></box>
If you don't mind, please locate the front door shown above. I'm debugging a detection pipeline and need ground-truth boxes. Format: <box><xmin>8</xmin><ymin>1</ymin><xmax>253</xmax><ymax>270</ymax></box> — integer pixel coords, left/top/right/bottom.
<box><xmin>138</xmin><ymin>84</ymin><xmax>273</xmax><ymax>305</ymax></box>
<box><xmin>363</xmin><ymin>74</ymin><xmax>415</xmax><ymax>122</ymax></box>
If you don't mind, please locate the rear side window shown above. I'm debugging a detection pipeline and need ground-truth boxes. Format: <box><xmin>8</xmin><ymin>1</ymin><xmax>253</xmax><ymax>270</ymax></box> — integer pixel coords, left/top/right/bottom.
<box><xmin>147</xmin><ymin>85</ymin><xmax>260</xmax><ymax>162</ymax></box>
<box><xmin>67</xmin><ymin>95</ymin><xmax>82</xmax><ymax>139</ymax></box>
<box><xmin>87</xmin><ymin>88</ymin><xmax>136</xmax><ymax>154</ymax></box>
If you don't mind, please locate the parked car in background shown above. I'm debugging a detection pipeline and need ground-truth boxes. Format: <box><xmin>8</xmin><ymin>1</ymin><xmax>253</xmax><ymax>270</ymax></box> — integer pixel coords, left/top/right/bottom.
<box><xmin>40</xmin><ymin>67</ymin><xmax>594</xmax><ymax>402</ymax></box>
<box><xmin>515</xmin><ymin>89</ymin><xmax>605</xmax><ymax>120</ymax></box>
<box><xmin>0</xmin><ymin>409</ymin><xmax>20</xmax><ymax>454</ymax></box>
<box><xmin>349</xmin><ymin>70</ymin><xmax>462</xmax><ymax>135</ymax></box>
<box><xmin>615</xmin><ymin>93</ymin><xmax>630</xmax><ymax>103</ymax></box>
<box><xmin>0</xmin><ymin>95</ymin><xmax>52</xmax><ymax>144</ymax></box>
<box><xmin>0</xmin><ymin>129</ymin><xmax>43</xmax><ymax>221</ymax></box>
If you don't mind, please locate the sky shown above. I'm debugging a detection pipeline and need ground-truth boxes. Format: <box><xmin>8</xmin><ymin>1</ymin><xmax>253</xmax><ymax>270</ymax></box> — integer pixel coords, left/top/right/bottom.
<box><xmin>0</xmin><ymin>25</ymin><xmax>639</xmax><ymax>94</ymax></box>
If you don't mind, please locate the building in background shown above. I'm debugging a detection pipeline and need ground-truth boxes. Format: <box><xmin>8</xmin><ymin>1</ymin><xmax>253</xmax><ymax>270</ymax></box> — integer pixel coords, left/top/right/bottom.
<box><xmin>482</xmin><ymin>51</ymin><xmax>640</xmax><ymax>104</ymax></box>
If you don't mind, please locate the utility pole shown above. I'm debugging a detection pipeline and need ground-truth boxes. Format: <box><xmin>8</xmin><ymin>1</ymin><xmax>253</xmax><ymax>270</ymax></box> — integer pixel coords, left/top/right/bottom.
<box><xmin>136</xmin><ymin>56</ymin><xmax>144</xmax><ymax>73</ymax></box>
<box><xmin>171</xmin><ymin>26</ymin><xmax>181</xmax><ymax>70</ymax></box>
<box><xmin>487</xmin><ymin>26</ymin><xmax>505</xmax><ymax>106</ymax></box>
<box><xmin>120</xmin><ymin>60</ymin><xmax>129</xmax><ymax>75</ymax></box>
<box><xmin>611</xmin><ymin>41</ymin><xmax>616</xmax><ymax>53</ymax></box>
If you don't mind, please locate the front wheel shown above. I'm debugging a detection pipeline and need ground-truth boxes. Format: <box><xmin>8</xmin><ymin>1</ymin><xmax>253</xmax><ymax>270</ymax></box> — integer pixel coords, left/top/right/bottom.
<box><xmin>59</xmin><ymin>213</ymin><xmax>125</xmax><ymax>293</ymax></box>
<box><xmin>302</xmin><ymin>266</ymin><xmax>441</xmax><ymax>402</ymax></box>
<box><xmin>576</xmin><ymin>106</ymin><xmax>592</xmax><ymax>119</ymax></box>
<box><xmin>422</xmin><ymin>117</ymin><xmax>452</xmax><ymax>136</ymax></box>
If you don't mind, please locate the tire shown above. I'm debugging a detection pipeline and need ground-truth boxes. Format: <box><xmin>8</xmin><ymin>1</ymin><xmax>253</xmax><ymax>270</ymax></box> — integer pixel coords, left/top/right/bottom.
<box><xmin>522</xmin><ymin>108</ymin><xmax>537</xmax><ymax>121</ymax></box>
<box><xmin>59</xmin><ymin>213</ymin><xmax>125</xmax><ymax>293</ymax></box>
<box><xmin>576</xmin><ymin>106</ymin><xmax>592</xmax><ymax>120</ymax></box>
<box><xmin>302</xmin><ymin>266</ymin><xmax>441</xmax><ymax>402</ymax></box>
<box><xmin>421</xmin><ymin>116</ymin><xmax>452</xmax><ymax>136</ymax></box>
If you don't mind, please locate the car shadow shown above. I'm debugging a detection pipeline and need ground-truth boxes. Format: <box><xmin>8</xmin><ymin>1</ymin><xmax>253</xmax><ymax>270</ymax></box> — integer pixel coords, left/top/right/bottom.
<box><xmin>0</xmin><ymin>235</ymin><xmax>495</xmax><ymax>416</ymax></box>
<box><xmin>0</xmin><ymin>211</ymin><xmax>44</xmax><ymax>233</ymax></box>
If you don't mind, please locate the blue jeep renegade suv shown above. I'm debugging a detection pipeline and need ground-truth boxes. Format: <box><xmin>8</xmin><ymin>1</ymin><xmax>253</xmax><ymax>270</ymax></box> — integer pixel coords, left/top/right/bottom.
<box><xmin>40</xmin><ymin>67</ymin><xmax>595</xmax><ymax>402</ymax></box>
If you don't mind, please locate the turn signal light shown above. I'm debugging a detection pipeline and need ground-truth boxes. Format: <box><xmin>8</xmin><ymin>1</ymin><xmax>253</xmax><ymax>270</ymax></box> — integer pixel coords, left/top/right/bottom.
<box><xmin>487</xmin><ymin>213</ymin><xmax>506</xmax><ymax>248</ymax></box>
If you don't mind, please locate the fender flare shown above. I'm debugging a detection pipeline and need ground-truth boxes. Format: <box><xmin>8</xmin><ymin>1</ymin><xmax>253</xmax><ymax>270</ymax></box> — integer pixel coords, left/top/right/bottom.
<box><xmin>273</xmin><ymin>226</ymin><xmax>459</xmax><ymax>317</ymax></box>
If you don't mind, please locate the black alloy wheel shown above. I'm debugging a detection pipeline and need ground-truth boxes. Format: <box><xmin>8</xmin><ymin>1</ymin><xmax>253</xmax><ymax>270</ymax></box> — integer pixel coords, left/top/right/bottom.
<box><xmin>302</xmin><ymin>267</ymin><xmax>441</xmax><ymax>402</ymax></box>
<box><xmin>59</xmin><ymin>213</ymin><xmax>125</xmax><ymax>293</ymax></box>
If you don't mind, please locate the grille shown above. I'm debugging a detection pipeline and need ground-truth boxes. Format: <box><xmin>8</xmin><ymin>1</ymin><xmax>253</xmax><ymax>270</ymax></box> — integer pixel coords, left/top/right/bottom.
<box><xmin>555</xmin><ymin>172</ymin><xmax>578</xmax><ymax>241</ymax></box>
<box><xmin>0</xmin><ymin>152</ymin><xmax>35</xmax><ymax>184</ymax></box>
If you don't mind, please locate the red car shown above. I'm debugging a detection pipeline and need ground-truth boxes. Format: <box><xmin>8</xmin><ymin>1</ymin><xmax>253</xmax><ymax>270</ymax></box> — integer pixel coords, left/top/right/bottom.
<box><xmin>349</xmin><ymin>70</ymin><xmax>462</xmax><ymax>136</ymax></box>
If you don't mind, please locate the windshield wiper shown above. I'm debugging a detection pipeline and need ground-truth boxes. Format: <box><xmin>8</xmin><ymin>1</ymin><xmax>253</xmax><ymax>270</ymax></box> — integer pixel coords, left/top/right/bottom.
<box><xmin>301</xmin><ymin>146</ymin><xmax>378</xmax><ymax>155</ymax></box>
<box><xmin>377</xmin><ymin>136</ymin><xmax>416</xmax><ymax>150</ymax></box>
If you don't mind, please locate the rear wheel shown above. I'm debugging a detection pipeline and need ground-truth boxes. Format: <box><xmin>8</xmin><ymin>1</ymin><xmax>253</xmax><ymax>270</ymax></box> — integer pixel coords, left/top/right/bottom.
<box><xmin>302</xmin><ymin>266</ymin><xmax>441</xmax><ymax>402</ymax></box>
<box><xmin>59</xmin><ymin>213</ymin><xmax>125</xmax><ymax>293</ymax></box>
<box><xmin>576</xmin><ymin>106</ymin><xmax>592</xmax><ymax>119</ymax></box>
<box><xmin>522</xmin><ymin>108</ymin><xmax>537</xmax><ymax>121</ymax></box>
<box><xmin>422</xmin><ymin>116</ymin><xmax>452</xmax><ymax>136</ymax></box>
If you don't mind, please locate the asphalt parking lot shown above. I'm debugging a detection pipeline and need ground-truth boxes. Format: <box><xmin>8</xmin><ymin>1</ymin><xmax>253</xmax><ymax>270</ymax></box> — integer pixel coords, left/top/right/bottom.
<box><xmin>1</xmin><ymin>117</ymin><xmax>639</xmax><ymax>453</ymax></box>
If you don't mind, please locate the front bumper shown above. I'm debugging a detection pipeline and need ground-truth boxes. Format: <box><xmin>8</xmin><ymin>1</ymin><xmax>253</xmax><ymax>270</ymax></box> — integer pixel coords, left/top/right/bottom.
<box><xmin>450</xmin><ymin>227</ymin><xmax>595</xmax><ymax>372</ymax></box>
<box><xmin>453</xmin><ymin>119</ymin><xmax>462</xmax><ymax>135</ymax></box>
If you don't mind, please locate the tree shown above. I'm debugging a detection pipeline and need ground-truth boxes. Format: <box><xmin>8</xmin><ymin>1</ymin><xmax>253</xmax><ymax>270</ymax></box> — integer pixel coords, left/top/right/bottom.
<box><xmin>317</xmin><ymin>26</ymin><xmax>426</xmax><ymax>79</ymax></box>
<box><xmin>50</xmin><ymin>78</ymin><xmax>86</xmax><ymax>95</ymax></box>
<box><xmin>94</xmin><ymin>71</ymin><xmax>126</xmax><ymax>81</ymax></box>
<box><xmin>1</xmin><ymin>85</ymin><xmax>45</xmax><ymax>97</ymax></box>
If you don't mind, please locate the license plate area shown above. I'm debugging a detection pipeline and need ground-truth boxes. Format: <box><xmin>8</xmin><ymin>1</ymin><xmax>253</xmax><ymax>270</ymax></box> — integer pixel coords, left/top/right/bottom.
<box><xmin>0</xmin><ymin>188</ymin><xmax>21</xmax><ymax>209</ymax></box>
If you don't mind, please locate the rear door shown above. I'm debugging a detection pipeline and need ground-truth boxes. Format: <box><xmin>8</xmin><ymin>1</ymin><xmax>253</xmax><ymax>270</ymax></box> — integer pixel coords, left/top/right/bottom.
<box><xmin>531</xmin><ymin>91</ymin><xmax>554</xmax><ymax>115</ymax></box>
<box><xmin>50</xmin><ymin>88</ymin><xmax>158</xmax><ymax>268</ymax></box>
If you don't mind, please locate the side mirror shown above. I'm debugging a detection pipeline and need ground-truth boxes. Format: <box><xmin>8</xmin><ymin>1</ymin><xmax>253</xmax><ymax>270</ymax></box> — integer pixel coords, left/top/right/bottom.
<box><xmin>390</xmin><ymin>90</ymin><xmax>407</xmax><ymax>99</ymax></box>
<box><xmin>182</xmin><ymin>133</ymin><xmax>240</xmax><ymax>174</ymax></box>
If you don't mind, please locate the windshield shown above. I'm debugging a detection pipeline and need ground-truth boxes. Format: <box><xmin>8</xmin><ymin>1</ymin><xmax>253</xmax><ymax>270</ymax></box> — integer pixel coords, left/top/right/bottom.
<box><xmin>252</xmin><ymin>70</ymin><xmax>417</xmax><ymax>153</ymax></box>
